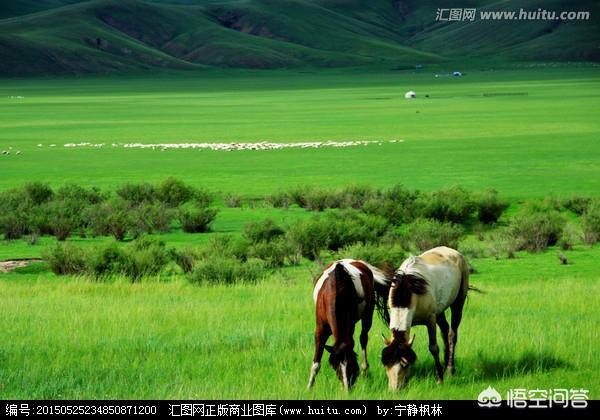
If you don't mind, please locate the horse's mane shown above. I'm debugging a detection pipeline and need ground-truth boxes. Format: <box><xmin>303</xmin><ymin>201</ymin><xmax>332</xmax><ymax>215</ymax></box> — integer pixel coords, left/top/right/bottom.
<box><xmin>390</xmin><ymin>272</ymin><xmax>429</xmax><ymax>308</ymax></box>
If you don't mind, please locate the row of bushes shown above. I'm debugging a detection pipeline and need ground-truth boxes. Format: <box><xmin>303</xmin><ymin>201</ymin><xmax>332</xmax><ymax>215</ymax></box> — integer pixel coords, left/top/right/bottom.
<box><xmin>44</xmin><ymin>235</ymin><xmax>276</xmax><ymax>284</ymax></box>
<box><xmin>43</xmin><ymin>237</ymin><xmax>171</xmax><ymax>280</ymax></box>
<box><xmin>268</xmin><ymin>185</ymin><xmax>509</xmax><ymax>225</ymax></box>
<box><xmin>43</xmin><ymin>201</ymin><xmax>600</xmax><ymax>284</ymax></box>
<box><xmin>0</xmin><ymin>179</ymin><xmax>218</xmax><ymax>241</ymax></box>
<box><xmin>243</xmin><ymin>204</ymin><xmax>600</xmax><ymax>263</ymax></box>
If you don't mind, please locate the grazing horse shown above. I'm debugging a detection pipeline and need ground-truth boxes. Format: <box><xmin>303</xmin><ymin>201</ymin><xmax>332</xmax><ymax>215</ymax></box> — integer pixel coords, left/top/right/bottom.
<box><xmin>381</xmin><ymin>246</ymin><xmax>469</xmax><ymax>390</ymax></box>
<box><xmin>307</xmin><ymin>259</ymin><xmax>391</xmax><ymax>390</ymax></box>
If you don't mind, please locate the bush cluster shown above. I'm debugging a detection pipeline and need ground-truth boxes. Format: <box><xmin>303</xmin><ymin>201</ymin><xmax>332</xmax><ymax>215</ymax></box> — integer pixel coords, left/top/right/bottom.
<box><xmin>267</xmin><ymin>184</ymin><xmax>508</xmax><ymax>226</ymax></box>
<box><xmin>401</xmin><ymin>218</ymin><xmax>464</xmax><ymax>252</ymax></box>
<box><xmin>287</xmin><ymin>210</ymin><xmax>389</xmax><ymax>260</ymax></box>
<box><xmin>0</xmin><ymin>179</ymin><xmax>217</xmax><ymax>242</ymax></box>
<box><xmin>582</xmin><ymin>200</ymin><xmax>600</xmax><ymax>245</ymax></box>
<box><xmin>44</xmin><ymin>237</ymin><xmax>171</xmax><ymax>281</ymax></box>
<box><xmin>508</xmin><ymin>206</ymin><xmax>565</xmax><ymax>252</ymax></box>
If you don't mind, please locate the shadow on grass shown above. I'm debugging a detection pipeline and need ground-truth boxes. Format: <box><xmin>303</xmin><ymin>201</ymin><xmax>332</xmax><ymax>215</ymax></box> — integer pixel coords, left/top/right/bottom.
<box><xmin>471</xmin><ymin>350</ymin><xmax>569</xmax><ymax>380</ymax></box>
<box><xmin>410</xmin><ymin>350</ymin><xmax>569</xmax><ymax>382</ymax></box>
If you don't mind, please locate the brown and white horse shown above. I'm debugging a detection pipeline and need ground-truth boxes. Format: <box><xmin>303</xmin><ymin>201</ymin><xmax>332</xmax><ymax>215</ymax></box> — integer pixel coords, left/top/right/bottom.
<box><xmin>307</xmin><ymin>259</ymin><xmax>391</xmax><ymax>390</ymax></box>
<box><xmin>381</xmin><ymin>246</ymin><xmax>470</xmax><ymax>390</ymax></box>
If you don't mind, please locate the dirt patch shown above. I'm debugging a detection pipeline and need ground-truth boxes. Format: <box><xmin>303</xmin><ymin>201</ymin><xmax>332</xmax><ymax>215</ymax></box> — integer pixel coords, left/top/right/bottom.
<box><xmin>0</xmin><ymin>259</ymin><xmax>43</xmax><ymax>273</ymax></box>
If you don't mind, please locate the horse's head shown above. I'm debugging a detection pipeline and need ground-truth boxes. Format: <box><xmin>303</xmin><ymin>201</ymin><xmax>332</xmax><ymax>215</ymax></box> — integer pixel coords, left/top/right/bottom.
<box><xmin>325</xmin><ymin>342</ymin><xmax>359</xmax><ymax>390</ymax></box>
<box><xmin>381</xmin><ymin>332</ymin><xmax>416</xmax><ymax>390</ymax></box>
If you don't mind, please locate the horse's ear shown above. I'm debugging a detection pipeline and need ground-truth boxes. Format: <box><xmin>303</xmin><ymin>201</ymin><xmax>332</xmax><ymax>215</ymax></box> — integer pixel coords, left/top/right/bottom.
<box><xmin>408</xmin><ymin>335</ymin><xmax>416</xmax><ymax>347</ymax></box>
<box><xmin>381</xmin><ymin>334</ymin><xmax>392</xmax><ymax>346</ymax></box>
<box><xmin>324</xmin><ymin>345</ymin><xmax>334</xmax><ymax>353</ymax></box>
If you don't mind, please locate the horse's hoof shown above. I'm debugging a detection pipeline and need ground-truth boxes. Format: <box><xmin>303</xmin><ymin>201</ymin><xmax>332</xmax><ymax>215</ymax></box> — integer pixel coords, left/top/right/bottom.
<box><xmin>436</xmin><ymin>378</ymin><xmax>443</xmax><ymax>385</ymax></box>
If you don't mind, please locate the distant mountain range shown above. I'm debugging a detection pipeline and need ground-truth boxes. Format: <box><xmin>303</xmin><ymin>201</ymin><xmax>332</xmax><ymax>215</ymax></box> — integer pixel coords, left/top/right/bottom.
<box><xmin>1</xmin><ymin>0</ymin><xmax>598</xmax><ymax>75</ymax></box>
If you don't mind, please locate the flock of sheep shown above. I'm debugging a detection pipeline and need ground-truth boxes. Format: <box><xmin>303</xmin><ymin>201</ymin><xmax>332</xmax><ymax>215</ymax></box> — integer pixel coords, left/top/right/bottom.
<box><xmin>3</xmin><ymin>140</ymin><xmax>404</xmax><ymax>155</ymax></box>
<box><xmin>61</xmin><ymin>140</ymin><xmax>403</xmax><ymax>151</ymax></box>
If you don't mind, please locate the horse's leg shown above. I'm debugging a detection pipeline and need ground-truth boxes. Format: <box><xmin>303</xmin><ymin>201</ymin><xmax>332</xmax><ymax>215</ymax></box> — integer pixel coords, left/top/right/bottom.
<box><xmin>307</xmin><ymin>323</ymin><xmax>330</xmax><ymax>389</ymax></box>
<box><xmin>436</xmin><ymin>312</ymin><xmax>450</xmax><ymax>371</ymax></box>
<box><xmin>359</xmin><ymin>307</ymin><xmax>373</xmax><ymax>376</ymax></box>
<box><xmin>426</xmin><ymin>314</ymin><xmax>444</xmax><ymax>384</ymax></box>
<box><xmin>448</xmin><ymin>295</ymin><xmax>466</xmax><ymax>376</ymax></box>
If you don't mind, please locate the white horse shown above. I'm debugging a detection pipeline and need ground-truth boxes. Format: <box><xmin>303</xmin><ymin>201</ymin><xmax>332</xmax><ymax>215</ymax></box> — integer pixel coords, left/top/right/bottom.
<box><xmin>381</xmin><ymin>246</ymin><xmax>470</xmax><ymax>390</ymax></box>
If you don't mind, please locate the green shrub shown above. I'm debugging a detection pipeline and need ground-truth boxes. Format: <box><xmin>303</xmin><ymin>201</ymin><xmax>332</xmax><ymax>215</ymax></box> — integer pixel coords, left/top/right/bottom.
<box><xmin>106</xmin><ymin>200</ymin><xmax>133</xmax><ymax>241</ymax></box>
<box><xmin>458</xmin><ymin>236</ymin><xmax>493</xmax><ymax>259</ymax></box>
<box><xmin>243</xmin><ymin>219</ymin><xmax>285</xmax><ymax>243</ymax></box>
<box><xmin>558</xmin><ymin>222</ymin><xmax>581</xmax><ymax>250</ymax></box>
<box><xmin>487</xmin><ymin>229</ymin><xmax>518</xmax><ymax>259</ymax></box>
<box><xmin>325</xmin><ymin>210</ymin><xmax>389</xmax><ymax>251</ymax></box>
<box><xmin>338</xmin><ymin>185</ymin><xmax>377</xmax><ymax>209</ymax></box>
<box><xmin>123</xmin><ymin>237</ymin><xmax>170</xmax><ymax>281</ymax></box>
<box><xmin>286</xmin><ymin>210</ymin><xmax>389</xmax><ymax>259</ymax></box>
<box><xmin>85</xmin><ymin>199</ymin><xmax>133</xmax><ymax>240</ymax></box>
<box><xmin>402</xmin><ymin>218</ymin><xmax>464</xmax><ymax>252</ymax></box>
<box><xmin>158</xmin><ymin>177</ymin><xmax>207</xmax><ymax>207</ymax></box>
<box><xmin>89</xmin><ymin>243</ymin><xmax>128</xmax><ymax>278</ymax></box>
<box><xmin>26</xmin><ymin>206</ymin><xmax>52</xmax><ymax>236</ymax></box>
<box><xmin>287</xmin><ymin>186</ymin><xmax>311</xmax><ymax>208</ymax></box>
<box><xmin>247</xmin><ymin>237</ymin><xmax>295</xmax><ymax>268</ymax></box>
<box><xmin>286</xmin><ymin>217</ymin><xmax>330</xmax><ymax>260</ymax></box>
<box><xmin>188</xmin><ymin>257</ymin><xmax>267</xmax><ymax>284</ymax></box>
<box><xmin>179</xmin><ymin>206</ymin><xmax>218</xmax><ymax>233</ymax></box>
<box><xmin>43</xmin><ymin>243</ymin><xmax>88</xmax><ymax>275</ymax></box>
<box><xmin>509</xmin><ymin>210</ymin><xmax>565</xmax><ymax>252</ymax></box>
<box><xmin>55</xmin><ymin>184</ymin><xmax>104</xmax><ymax>205</ymax></box>
<box><xmin>224</xmin><ymin>193</ymin><xmax>243</xmax><ymax>208</ymax></box>
<box><xmin>421</xmin><ymin>186</ymin><xmax>475</xmax><ymax>224</ymax></box>
<box><xmin>582</xmin><ymin>200</ymin><xmax>600</xmax><ymax>245</ymax></box>
<box><xmin>23</xmin><ymin>182</ymin><xmax>54</xmax><ymax>205</ymax></box>
<box><xmin>116</xmin><ymin>182</ymin><xmax>157</xmax><ymax>205</ymax></box>
<box><xmin>47</xmin><ymin>200</ymin><xmax>82</xmax><ymax>241</ymax></box>
<box><xmin>267</xmin><ymin>190</ymin><xmax>292</xmax><ymax>208</ymax></box>
<box><xmin>85</xmin><ymin>203</ymin><xmax>111</xmax><ymax>237</ymax></box>
<box><xmin>303</xmin><ymin>187</ymin><xmax>337</xmax><ymax>211</ymax></box>
<box><xmin>195</xmin><ymin>235</ymin><xmax>249</xmax><ymax>260</ymax></box>
<box><xmin>0</xmin><ymin>211</ymin><xmax>28</xmax><ymax>240</ymax></box>
<box><xmin>336</xmin><ymin>242</ymin><xmax>405</xmax><ymax>268</ymax></box>
<box><xmin>191</xmin><ymin>187</ymin><xmax>212</xmax><ymax>208</ymax></box>
<box><xmin>363</xmin><ymin>184</ymin><xmax>421</xmax><ymax>225</ymax></box>
<box><xmin>562</xmin><ymin>195</ymin><xmax>592</xmax><ymax>215</ymax></box>
<box><xmin>169</xmin><ymin>247</ymin><xmax>199</xmax><ymax>273</ymax></box>
<box><xmin>475</xmin><ymin>189</ymin><xmax>509</xmax><ymax>224</ymax></box>
<box><xmin>130</xmin><ymin>203</ymin><xmax>173</xmax><ymax>237</ymax></box>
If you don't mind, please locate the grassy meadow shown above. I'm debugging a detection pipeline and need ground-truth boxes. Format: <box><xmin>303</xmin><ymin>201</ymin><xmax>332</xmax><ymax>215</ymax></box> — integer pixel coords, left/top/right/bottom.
<box><xmin>0</xmin><ymin>248</ymin><xmax>598</xmax><ymax>399</ymax></box>
<box><xmin>1</xmin><ymin>67</ymin><xmax>599</xmax><ymax>196</ymax></box>
<box><xmin>1</xmin><ymin>67</ymin><xmax>599</xmax><ymax>399</ymax></box>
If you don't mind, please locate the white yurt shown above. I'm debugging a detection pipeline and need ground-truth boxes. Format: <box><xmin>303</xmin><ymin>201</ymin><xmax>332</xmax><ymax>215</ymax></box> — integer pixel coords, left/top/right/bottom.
<box><xmin>404</xmin><ymin>91</ymin><xmax>416</xmax><ymax>99</ymax></box>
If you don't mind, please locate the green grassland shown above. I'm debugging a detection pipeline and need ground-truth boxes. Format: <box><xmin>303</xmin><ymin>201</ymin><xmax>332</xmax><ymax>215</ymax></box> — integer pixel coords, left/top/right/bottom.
<box><xmin>1</xmin><ymin>66</ymin><xmax>600</xmax><ymax>399</ymax></box>
<box><xmin>0</xmin><ymin>247</ymin><xmax>598</xmax><ymax>399</ymax></box>
<box><xmin>1</xmin><ymin>68</ymin><xmax>599</xmax><ymax>196</ymax></box>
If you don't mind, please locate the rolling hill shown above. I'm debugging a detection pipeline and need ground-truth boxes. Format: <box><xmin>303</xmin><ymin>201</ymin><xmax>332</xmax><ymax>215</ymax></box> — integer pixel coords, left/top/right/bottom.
<box><xmin>0</xmin><ymin>0</ymin><xmax>598</xmax><ymax>75</ymax></box>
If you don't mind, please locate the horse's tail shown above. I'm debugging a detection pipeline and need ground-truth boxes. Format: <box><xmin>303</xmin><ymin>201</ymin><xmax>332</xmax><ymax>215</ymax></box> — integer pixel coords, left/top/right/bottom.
<box><xmin>362</xmin><ymin>262</ymin><xmax>392</xmax><ymax>327</ymax></box>
<box><xmin>462</xmin><ymin>257</ymin><xmax>485</xmax><ymax>295</ymax></box>
<box><xmin>374</xmin><ymin>282</ymin><xmax>391</xmax><ymax>327</ymax></box>
<box><xmin>468</xmin><ymin>285</ymin><xmax>486</xmax><ymax>294</ymax></box>
<box><xmin>332</xmin><ymin>262</ymin><xmax>354</xmax><ymax>294</ymax></box>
